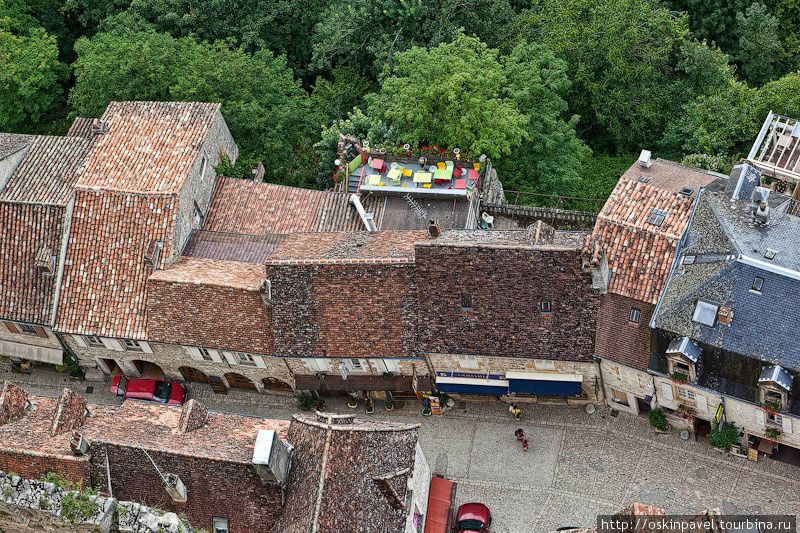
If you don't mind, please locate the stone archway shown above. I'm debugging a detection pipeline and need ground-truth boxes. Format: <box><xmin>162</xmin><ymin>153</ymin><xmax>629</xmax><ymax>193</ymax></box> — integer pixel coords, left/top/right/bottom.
<box><xmin>224</xmin><ymin>372</ymin><xmax>257</xmax><ymax>391</ymax></box>
<box><xmin>131</xmin><ymin>360</ymin><xmax>165</xmax><ymax>380</ymax></box>
<box><xmin>179</xmin><ymin>366</ymin><xmax>209</xmax><ymax>384</ymax></box>
<box><xmin>262</xmin><ymin>377</ymin><xmax>293</xmax><ymax>392</ymax></box>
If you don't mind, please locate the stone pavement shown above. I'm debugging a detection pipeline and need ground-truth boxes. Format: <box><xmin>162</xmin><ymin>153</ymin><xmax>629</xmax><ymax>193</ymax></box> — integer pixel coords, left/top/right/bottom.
<box><xmin>3</xmin><ymin>367</ymin><xmax>800</xmax><ymax>532</ymax></box>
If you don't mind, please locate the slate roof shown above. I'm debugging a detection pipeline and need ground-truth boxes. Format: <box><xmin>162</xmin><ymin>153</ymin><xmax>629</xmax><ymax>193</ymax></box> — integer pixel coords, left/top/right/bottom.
<box><xmin>0</xmin><ymin>136</ymin><xmax>92</xmax><ymax>205</ymax></box>
<box><xmin>76</xmin><ymin>101</ymin><xmax>219</xmax><ymax>194</ymax></box>
<box><xmin>55</xmin><ymin>190</ymin><xmax>177</xmax><ymax>338</ymax></box>
<box><xmin>204</xmin><ymin>177</ymin><xmax>385</xmax><ymax>234</ymax></box>
<box><xmin>759</xmin><ymin>365</ymin><xmax>793</xmax><ymax>391</ymax></box>
<box><xmin>653</xmin><ymin>189</ymin><xmax>800</xmax><ymax>372</ymax></box>
<box><xmin>0</xmin><ymin>202</ymin><xmax>65</xmax><ymax>324</ymax></box>
<box><xmin>0</xmin><ymin>133</ymin><xmax>34</xmax><ymax>161</ymax></box>
<box><xmin>272</xmin><ymin>413</ymin><xmax>419</xmax><ymax>533</ymax></box>
<box><xmin>0</xmin><ymin>392</ymin><xmax>288</xmax><ymax>463</ymax></box>
<box><xmin>584</xmin><ymin>177</ymin><xmax>696</xmax><ymax>304</ymax></box>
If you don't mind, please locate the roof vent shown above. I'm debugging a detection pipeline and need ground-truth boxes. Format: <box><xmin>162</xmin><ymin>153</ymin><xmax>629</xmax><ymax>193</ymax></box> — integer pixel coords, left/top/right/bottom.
<box><xmin>682</xmin><ymin>255</ymin><xmax>696</xmax><ymax>265</ymax></box>
<box><xmin>144</xmin><ymin>240</ymin><xmax>163</xmax><ymax>269</ymax></box>
<box><xmin>163</xmin><ymin>473</ymin><xmax>187</xmax><ymax>503</ymax></box>
<box><xmin>427</xmin><ymin>219</ymin><xmax>441</xmax><ymax>238</ymax></box>
<box><xmin>35</xmin><ymin>246</ymin><xmax>56</xmax><ymax>275</ymax></box>
<box><xmin>679</xmin><ymin>187</ymin><xmax>694</xmax><ymax>196</ymax></box>
<box><xmin>69</xmin><ymin>431</ymin><xmax>90</xmax><ymax>456</ymax></box>
<box><xmin>639</xmin><ymin>150</ymin><xmax>652</xmax><ymax>168</ymax></box>
<box><xmin>637</xmin><ymin>176</ymin><xmax>650</xmax><ymax>183</ymax></box>
<box><xmin>90</xmin><ymin>118</ymin><xmax>108</xmax><ymax>135</ymax></box>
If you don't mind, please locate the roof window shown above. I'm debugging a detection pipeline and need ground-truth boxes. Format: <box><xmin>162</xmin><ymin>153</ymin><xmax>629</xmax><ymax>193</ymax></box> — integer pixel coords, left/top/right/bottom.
<box><xmin>764</xmin><ymin>249</ymin><xmax>777</xmax><ymax>260</ymax></box>
<box><xmin>752</xmin><ymin>277</ymin><xmax>764</xmax><ymax>292</ymax></box>
<box><xmin>646</xmin><ymin>213</ymin><xmax>665</xmax><ymax>226</ymax></box>
<box><xmin>682</xmin><ymin>255</ymin><xmax>696</xmax><ymax>265</ymax></box>
<box><xmin>679</xmin><ymin>187</ymin><xmax>694</xmax><ymax>196</ymax></box>
<box><xmin>638</xmin><ymin>176</ymin><xmax>650</xmax><ymax>183</ymax></box>
<box><xmin>692</xmin><ymin>300</ymin><xmax>719</xmax><ymax>327</ymax></box>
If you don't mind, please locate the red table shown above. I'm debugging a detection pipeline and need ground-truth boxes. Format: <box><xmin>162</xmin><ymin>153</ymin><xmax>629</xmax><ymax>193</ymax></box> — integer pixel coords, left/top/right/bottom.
<box><xmin>454</xmin><ymin>178</ymin><xmax>466</xmax><ymax>189</ymax></box>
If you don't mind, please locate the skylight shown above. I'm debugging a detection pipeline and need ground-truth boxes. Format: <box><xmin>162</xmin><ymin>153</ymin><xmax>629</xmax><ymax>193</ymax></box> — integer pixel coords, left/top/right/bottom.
<box><xmin>638</xmin><ymin>176</ymin><xmax>650</xmax><ymax>183</ymax></box>
<box><xmin>764</xmin><ymin>249</ymin><xmax>777</xmax><ymax>260</ymax></box>
<box><xmin>679</xmin><ymin>187</ymin><xmax>694</xmax><ymax>196</ymax></box>
<box><xmin>692</xmin><ymin>300</ymin><xmax>719</xmax><ymax>327</ymax></box>
<box><xmin>646</xmin><ymin>213</ymin><xmax>665</xmax><ymax>226</ymax></box>
<box><xmin>682</xmin><ymin>255</ymin><xmax>696</xmax><ymax>265</ymax></box>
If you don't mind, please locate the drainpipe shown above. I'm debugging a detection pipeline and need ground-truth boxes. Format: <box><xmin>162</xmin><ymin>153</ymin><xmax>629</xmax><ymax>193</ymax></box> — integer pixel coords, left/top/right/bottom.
<box><xmin>595</xmin><ymin>357</ymin><xmax>608</xmax><ymax>406</ymax></box>
<box><xmin>349</xmin><ymin>194</ymin><xmax>377</xmax><ymax>232</ymax></box>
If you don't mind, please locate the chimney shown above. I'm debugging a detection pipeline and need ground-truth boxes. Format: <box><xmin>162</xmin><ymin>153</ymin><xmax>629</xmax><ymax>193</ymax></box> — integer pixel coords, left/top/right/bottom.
<box><xmin>717</xmin><ymin>305</ymin><xmax>732</xmax><ymax>326</ymax></box>
<box><xmin>0</xmin><ymin>381</ymin><xmax>29</xmax><ymax>425</ymax></box>
<box><xmin>178</xmin><ymin>399</ymin><xmax>208</xmax><ymax>433</ymax></box>
<box><xmin>35</xmin><ymin>246</ymin><xmax>56</xmax><ymax>275</ymax></box>
<box><xmin>143</xmin><ymin>240</ymin><xmax>163</xmax><ymax>269</ymax></box>
<box><xmin>90</xmin><ymin>118</ymin><xmax>108</xmax><ymax>135</ymax></box>
<box><xmin>731</xmin><ymin>164</ymin><xmax>761</xmax><ymax>201</ymax></box>
<box><xmin>69</xmin><ymin>431</ymin><xmax>90</xmax><ymax>456</ymax></box>
<box><xmin>50</xmin><ymin>388</ymin><xmax>88</xmax><ymax>437</ymax></box>
<box><xmin>251</xmin><ymin>162</ymin><xmax>265</xmax><ymax>182</ymax></box>
<box><xmin>259</xmin><ymin>279</ymin><xmax>272</xmax><ymax>308</ymax></box>
<box><xmin>252</xmin><ymin>429</ymin><xmax>293</xmax><ymax>485</ymax></box>
<box><xmin>427</xmin><ymin>219</ymin><xmax>441</xmax><ymax>238</ymax></box>
<box><xmin>638</xmin><ymin>149</ymin><xmax>652</xmax><ymax>168</ymax></box>
<box><xmin>751</xmin><ymin>186</ymin><xmax>771</xmax><ymax>224</ymax></box>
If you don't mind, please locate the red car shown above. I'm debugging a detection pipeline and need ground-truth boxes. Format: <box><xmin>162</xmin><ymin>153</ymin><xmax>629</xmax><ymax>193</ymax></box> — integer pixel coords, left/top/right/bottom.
<box><xmin>111</xmin><ymin>376</ymin><xmax>187</xmax><ymax>406</ymax></box>
<box><xmin>455</xmin><ymin>502</ymin><xmax>492</xmax><ymax>533</ymax></box>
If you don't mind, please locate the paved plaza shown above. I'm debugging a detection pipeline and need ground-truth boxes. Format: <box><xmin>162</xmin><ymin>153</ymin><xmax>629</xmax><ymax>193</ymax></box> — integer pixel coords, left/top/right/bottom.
<box><xmin>4</xmin><ymin>367</ymin><xmax>800</xmax><ymax>532</ymax></box>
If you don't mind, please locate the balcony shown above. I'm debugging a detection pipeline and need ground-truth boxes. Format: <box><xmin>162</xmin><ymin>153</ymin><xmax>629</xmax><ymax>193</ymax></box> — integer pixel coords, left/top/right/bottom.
<box><xmin>353</xmin><ymin>160</ymin><xmax>480</xmax><ymax>199</ymax></box>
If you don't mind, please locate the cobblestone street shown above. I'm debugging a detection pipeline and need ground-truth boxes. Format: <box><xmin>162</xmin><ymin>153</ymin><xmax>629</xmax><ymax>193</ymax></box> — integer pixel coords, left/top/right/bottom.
<box><xmin>4</xmin><ymin>367</ymin><xmax>800</xmax><ymax>532</ymax></box>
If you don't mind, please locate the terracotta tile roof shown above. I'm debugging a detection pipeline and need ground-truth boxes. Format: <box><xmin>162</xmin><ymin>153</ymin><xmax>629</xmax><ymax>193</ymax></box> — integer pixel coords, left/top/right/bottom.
<box><xmin>65</xmin><ymin>117</ymin><xmax>95</xmax><ymax>139</ymax></box>
<box><xmin>584</xmin><ymin>178</ymin><xmax>695</xmax><ymax>304</ymax></box>
<box><xmin>0</xmin><ymin>133</ymin><xmax>33</xmax><ymax>161</ymax></box>
<box><xmin>147</xmin><ymin>257</ymin><xmax>273</xmax><ymax>354</ymax></box>
<box><xmin>0</xmin><ymin>136</ymin><xmax>92</xmax><ymax>205</ymax></box>
<box><xmin>76</xmin><ymin>101</ymin><xmax>220</xmax><ymax>194</ymax></box>
<box><xmin>204</xmin><ymin>177</ymin><xmax>385</xmax><ymax>233</ymax></box>
<box><xmin>183</xmin><ymin>230</ymin><xmax>285</xmax><ymax>263</ymax></box>
<box><xmin>55</xmin><ymin>190</ymin><xmax>177</xmax><ymax>337</ymax></box>
<box><xmin>267</xmin><ymin>230</ymin><xmax>426</xmax><ymax>264</ymax></box>
<box><xmin>0</xmin><ymin>392</ymin><xmax>288</xmax><ymax>464</ymax></box>
<box><xmin>272</xmin><ymin>414</ymin><xmax>419</xmax><ymax>533</ymax></box>
<box><xmin>0</xmin><ymin>202</ymin><xmax>65</xmax><ymax>324</ymax></box>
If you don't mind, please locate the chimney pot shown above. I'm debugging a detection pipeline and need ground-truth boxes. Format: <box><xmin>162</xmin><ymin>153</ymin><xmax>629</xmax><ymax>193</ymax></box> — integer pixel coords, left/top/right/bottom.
<box><xmin>427</xmin><ymin>220</ymin><xmax>440</xmax><ymax>238</ymax></box>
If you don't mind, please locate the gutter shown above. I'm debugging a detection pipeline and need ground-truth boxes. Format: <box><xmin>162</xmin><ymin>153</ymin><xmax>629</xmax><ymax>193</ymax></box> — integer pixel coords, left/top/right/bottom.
<box><xmin>349</xmin><ymin>194</ymin><xmax>377</xmax><ymax>232</ymax></box>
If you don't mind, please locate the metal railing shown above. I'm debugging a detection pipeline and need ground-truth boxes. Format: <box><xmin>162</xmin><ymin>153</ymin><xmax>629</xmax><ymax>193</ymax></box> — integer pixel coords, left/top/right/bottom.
<box><xmin>502</xmin><ymin>190</ymin><xmax>605</xmax><ymax>213</ymax></box>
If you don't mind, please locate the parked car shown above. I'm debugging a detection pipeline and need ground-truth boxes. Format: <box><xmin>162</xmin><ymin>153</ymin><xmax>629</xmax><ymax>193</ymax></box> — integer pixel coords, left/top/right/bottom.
<box><xmin>455</xmin><ymin>502</ymin><xmax>491</xmax><ymax>533</ymax></box>
<box><xmin>110</xmin><ymin>376</ymin><xmax>187</xmax><ymax>406</ymax></box>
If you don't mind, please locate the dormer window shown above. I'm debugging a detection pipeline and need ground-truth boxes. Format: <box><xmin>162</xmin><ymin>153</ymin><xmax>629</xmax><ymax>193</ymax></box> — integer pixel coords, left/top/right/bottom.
<box><xmin>759</xmin><ymin>365</ymin><xmax>792</xmax><ymax>414</ymax></box>
<box><xmin>666</xmin><ymin>337</ymin><xmax>701</xmax><ymax>383</ymax></box>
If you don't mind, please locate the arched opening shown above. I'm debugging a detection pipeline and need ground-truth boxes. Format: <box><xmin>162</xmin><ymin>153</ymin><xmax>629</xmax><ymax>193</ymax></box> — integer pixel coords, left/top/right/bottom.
<box><xmin>131</xmin><ymin>360</ymin><xmax>165</xmax><ymax>380</ymax></box>
<box><xmin>179</xmin><ymin>366</ymin><xmax>209</xmax><ymax>384</ymax></box>
<box><xmin>262</xmin><ymin>377</ymin><xmax>293</xmax><ymax>392</ymax></box>
<box><xmin>224</xmin><ymin>372</ymin><xmax>257</xmax><ymax>391</ymax></box>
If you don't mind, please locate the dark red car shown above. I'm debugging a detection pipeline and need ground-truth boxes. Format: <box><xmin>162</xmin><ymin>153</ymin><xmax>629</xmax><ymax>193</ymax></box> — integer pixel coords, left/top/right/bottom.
<box><xmin>111</xmin><ymin>376</ymin><xmax>187</xmax><ymax>406</ymax></box>
<box><xmin>455</xmin><ymin>502</ymin><xmax>491</xmax><ymax>533</ymax></box>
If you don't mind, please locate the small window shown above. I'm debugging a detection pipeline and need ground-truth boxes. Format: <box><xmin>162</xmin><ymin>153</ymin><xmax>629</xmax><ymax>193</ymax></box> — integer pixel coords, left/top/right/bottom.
<box><xmin>646</xmin><ymin>213</ymin><xmax>665</xmax><ymax>226</ymax></box>
<box><xmin>678</xmin><ymin>187</ymin><xmax>694</xmax><ymax>196</ymax></box>
<box><xmin>752</xmin><ymin>277</ymin><xmax>764</xmax><ymax>292</ymax></box>
<box><xmin>84</xmin><ymin>335</ymin><xmax>104</xmax><ymax>347</ymax></box>
<box><xmin>612</xmin><ymin>388</ymin><xmax>629</xmax><ymax>406</ymax></box>
<box><xmin>629</xmin><ymin>308</ymin><xmax>641</xmax><ymax>323</ymax></box>
<box><xmin>212</xmin><ymin>517</ymin><xmax>229</xmax><ymax>533</ymax></box>
<box><xmin>638</xmin><ymin>176</ymin><xmax>650</xmax><ymax>183</ymax></box>
<box><xmin>349</xmin><ymin>358</ymin><xmax>363</xmax><ymax>371</ymax></box>
<box><xmin>539</xmin><ymin>300</ymin><xmax>552</xmax><ymax>314</ymax></box>
<box><xmin>199</xmin><ymin>348</ymin><xmax>215</xmax><ymax>362</ymax></box>
<box><xmin>19</xmin><ymin>324</ymin><xmax>37</xmax><ymax>335</ymax></box>
<box><xmin>460</xmin><ymin>293</ymin><xmax>472</xmax><ymax>310</ymax></box>
<box><xmin>237</xmin><ymin>353</ymin><xmax>257</xmax><ymax>367</ymax></box>
<box><xmin>122</xmin><ymin>339</ymin><xmax>144</xmax><ymax>352</ymax></box>
<box><xmin>193</xmin><ymin>200</ymin><xmax>203</xmax><ymax>226</ymax></box>
<box><xmin>677</xmin><ymin>386</ymin><xmax>695</xmax><ymax>402</ymax></box>
<box><xmin>200</xmin><ymin>155</ymin><xmax>208</xmax><ymax>178</ymax></box>
<box><xmin>764</xmin><ymin>249</ymin><xmax>777</xmax><ymax>260</ymax></box>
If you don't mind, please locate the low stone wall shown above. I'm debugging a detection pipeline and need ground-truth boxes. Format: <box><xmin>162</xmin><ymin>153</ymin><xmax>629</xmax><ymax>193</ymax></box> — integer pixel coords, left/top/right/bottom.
<box><xmin>0</xmin><ymin>471</ymin><xmax>190</xmax><ymax>533</ymax></box>
<box><xmin>482</xmin><ymin>202</ymin><xmax>598</xmax><ymax>224</ymax></box>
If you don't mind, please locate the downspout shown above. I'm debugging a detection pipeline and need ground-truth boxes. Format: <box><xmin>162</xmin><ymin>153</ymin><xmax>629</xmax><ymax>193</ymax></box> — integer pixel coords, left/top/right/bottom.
<box><xmin>595</xmin><ymin>357</ymin><xmax>607</xmax><ymax>405</ymax></box>
<box><xmin>349</xmin><ymin>194</ymin><xmax>377</xmax><ymax>232</ymax></box>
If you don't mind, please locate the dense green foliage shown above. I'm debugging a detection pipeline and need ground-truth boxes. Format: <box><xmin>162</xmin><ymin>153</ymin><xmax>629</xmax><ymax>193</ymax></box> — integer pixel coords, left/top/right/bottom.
<box><xmin>648</xmin><ymin>408</ymin><xmax>670</xmax><ymax>431</ymax></box>
<box><xmin>709</xmin><ymin>422</ymin><xmax>739</xmax><ymax>449</ymax></box>
<box><xmin>3</xmin><ymin>0</ymin><xmax>800</xmax><ymax>198</ymax></box>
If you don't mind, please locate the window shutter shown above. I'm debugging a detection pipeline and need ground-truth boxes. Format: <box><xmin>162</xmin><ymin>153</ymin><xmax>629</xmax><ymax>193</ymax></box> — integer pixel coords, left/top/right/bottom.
<box><xmin>33</xmin><ymin>326</ymin><xmax>48</xmax><ymax>338</ymax></box>
<box><xmin>659</xmin><ymin>382</ymin><xmax>674</xmax><ymax>402</ymax></box>
<box><xmin>756</xmin><ymin>409</ymin><xmax>766</xmax><ymax>425</ymax></box>
<box><xmin>782</xmin><ymin>415</ymin><xmax>792</xmax><ymax>434</ymax></box>
<box><xmin>185</xmin><ymin>347</ymin><xmax>203</xmax><ymax>361</ymax></box>
<box><xmin>222</xmin><ymin>351</ymin><xmax>238</xmax><ymax>365</ymax></box>
<box><xmin>254</xmin><ymin>355</ymin><xmax>267</xmax><ymax>369</ymax></box>
<box><xmin>317</xmin><ymin>359</ymin><xmax>331</xmax><ymax>372</ymax></box>
<box><xmin>100</xmin><ymin>338</ymin><xmax>124</xmax><ymax>352</ymax></box>
<box><xmin>208</xmin><ymin>350</ymin><xmax>223</xmax><ymax>363</ymax></box>
<box><xmin>301</xmin><ymin>358</ymin><xmax>316</xmax><ymax>372</ymax></box>
<box><xmin>72</xmin><ymin>335</ymin><xmax>88</xmax><ymax>347</ymax></box>
<box><xmin>384</xmin><ymin>359</ymin><xmax>401</xmax><ymax>373</ymax></box>
<box><xmin>696</xmin><ymin>394</ymin><xmax>707</xmax><ymax>412</ymax></box>
<box><xmin>3</xmin><ymin>322</ymin><xmax>20</xmax><ymax>334</ymax></box>
<box><xmin>373</xmin><ymin>359</ymin><xmax>389</xmax><ymax>373</ymax></box>
<box><xmin>138</xmin><ymin>341</ymin><xmax>153</xmax><ymax>354</ymax></box>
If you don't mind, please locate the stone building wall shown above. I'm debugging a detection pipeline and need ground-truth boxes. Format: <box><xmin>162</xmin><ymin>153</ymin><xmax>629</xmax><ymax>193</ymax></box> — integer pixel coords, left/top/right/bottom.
<box><xmin>0</xmin><ymin>322</ymin><xmax>63</xmax><ymax>352</ymax></box>
<box><xmin>416</xmin><ymin>245</ymin><xmax>598</xmax><ymax>361</ymax></box>
<box><xmin>287</xmin><ymin>356</ymin><xmax>431</xmax><ymax>393</ymax></box>
<box><xmin>599</xmin><ymin>359</ymin><xmax>654</xmax><ymax>415</ymax></box>
<box><xmin>89</xmin><ymin>443</ymin><xmax>282</xmax><ymax>533</ymax></box>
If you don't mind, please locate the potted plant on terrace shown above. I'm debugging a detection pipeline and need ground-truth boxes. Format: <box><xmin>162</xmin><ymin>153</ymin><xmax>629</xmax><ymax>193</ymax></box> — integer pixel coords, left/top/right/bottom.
<box><xmin>365</xmin><ymin>397</ymin><xmax>374</xmax><ymax>414</ymax></box>
<box><xmin>384</xmin><ymin>399</ymin><xmax>394</xmax><ymax>412</ymax></box>
<box><xmin>669</xmin><ymin>372</ymin><xmax>689</xmax><ymax>384</ymax></box>
<box><xmin>347</xmin><ymin>396</ymin><xmax>358</xmax><ymax>409</ymax></box>
<box><xmin>676</xmin><ymin>404</ymin><xmax>696</xmax><ymax>420</ymax></box>
<box><xmin>709</xmin><ymin>422</ymin><xmax>739</xmax><ymax>450</ymax></box>
<box><xmin>316</xmin><ymin>372</ymin><xmax>326</xmax><ymax>381</ymax></box>
<box><xmin>761</xmin><ymin>401</ymin><xmax>782</xmax><ymax>416</ymax></box>
<box><xmin>382</xmin><ymin>371</ymin><xmax>395</xmax><ymax>380</ymax></box>
<box><xmin>765</xmin><ymin>426</ymin><xmax>781</xmax><ymax>442</ymax></box>
<box><xmin>649</xmin><ymin>408</ymin><xmax>670</xmax><ymax>432</ymax></box>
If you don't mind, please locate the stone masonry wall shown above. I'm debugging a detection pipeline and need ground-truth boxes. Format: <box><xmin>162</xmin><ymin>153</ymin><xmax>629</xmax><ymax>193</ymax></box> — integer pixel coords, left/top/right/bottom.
<box><xmin>0</xmin><ymin>381</ymin><xmax>28</xmax><ymax>424</ymax></box>
<box><xmin>0</xmin><ymin>322</ymin><xmax>63</xmax><ymax>351</ymax></box>
<box><xmin>600</xmin><ymin>359</ymin><xmax>653</xmax><ymax>415</ymax></box>
<box><xmin>416</xmin><ymin>245</ymin><xmax>598</xmax><ymax>361</ymax></box>
<box><xmin>90</xmin><ymin>443</ymin><xmax>282</xmax><ymax>533</ymax></box>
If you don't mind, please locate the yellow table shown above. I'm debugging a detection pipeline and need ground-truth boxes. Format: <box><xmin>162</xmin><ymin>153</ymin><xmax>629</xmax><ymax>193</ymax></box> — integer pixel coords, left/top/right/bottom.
<box><xmin>413</xmin><ymin>172</ymin><xmax>432</xmax><ymax>184</ymax></box>
<box><xmin>367</xmin><ymin>174</ymin><xmax>382</xmax><ymax>186</ymax></box>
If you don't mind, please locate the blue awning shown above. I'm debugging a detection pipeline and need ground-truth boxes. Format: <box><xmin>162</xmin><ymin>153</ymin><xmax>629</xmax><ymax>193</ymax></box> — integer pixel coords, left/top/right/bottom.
<box><xmin>506</xmin><ymin>371</ymin><xmax>583</xmax><ymax>396</ymax></box>
<box><xmin>436</xmin><ymin>376</ymin><xmax>508</xmax><ymax>396</ymax></box>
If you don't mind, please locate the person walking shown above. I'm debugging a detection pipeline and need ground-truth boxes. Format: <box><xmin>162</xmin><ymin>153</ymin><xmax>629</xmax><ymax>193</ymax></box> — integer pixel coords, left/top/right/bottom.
<box><xmin>509</xmin><ymin>403</ymin><xmax>522</xmax><ymax>421</ymax></box>
<box><xmin>514</xmin><ymin>428</ymin><xmax>525</xmax><ymax>441</ymax></box>
<box><xmin>522</xmin><ymin>439</ymin><xmax>529</xmax><ymax>452</ymax></box>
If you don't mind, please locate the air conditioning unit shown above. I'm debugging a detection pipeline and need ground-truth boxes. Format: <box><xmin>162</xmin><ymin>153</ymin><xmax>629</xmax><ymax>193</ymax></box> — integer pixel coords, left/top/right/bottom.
<box><xmin>639</xmin><ymin>150</ymin><xmax>652</xmax><ymax>168</ymax></box>
<box><xmin>163</xmin><ymin>473</ymin><xmax>187</xmax><ymax>503</ymax></box>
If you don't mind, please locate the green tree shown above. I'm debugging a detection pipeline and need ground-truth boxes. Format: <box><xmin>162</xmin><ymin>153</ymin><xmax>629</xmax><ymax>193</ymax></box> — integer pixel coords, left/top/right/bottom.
<box><xmin>310</xmin><ymin>66</ymin><xmax>378</xmax><ymax>128</ymax></box>
<box><xmin>763</xmin><ymin>0</ymin><xmax>800</xmax><ymax>67</ymax></box>
<box><xmin>735</xmin><ymin>3</ymin><xmax>785</xmax><ymax>87</ymax></box>
<box><xmin>662</xmin><ymin>0</ymin><xmax>747</xmax><ymax>53</ymax></box>
<box><xmin>0</xmin><ymin>0</ymin><xmax>67</xmax><ymax>130</ymax></box>
<box><xmin>372</xmin><ymin>34</ymin><xmax>528</xmax><ymax>158</ymax></box>
<box><xmin>70</xmin><ymin>28</ymin><xmax>314</xmax><ymax>185</ymax></box>
<box><xmin>755</xmin><ymin>72</ymin><xmax>800</xmax><ymax>121</ymax></box>
<box><xmin>520</xmin><ymin>0</ymin><xmax>689</xmax><ymax>153</ymax></box>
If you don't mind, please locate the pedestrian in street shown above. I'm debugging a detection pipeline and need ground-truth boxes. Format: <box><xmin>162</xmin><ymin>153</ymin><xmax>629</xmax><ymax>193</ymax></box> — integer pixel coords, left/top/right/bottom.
<box><xmin>514</xmin><ymin>428</ymin><xmax>525</xmax><ymax>441</ymax></box>
<box><xmin>509</xmin><ymin>403</ymin><xmax>521</xmax><ymax>421</ymax></box>
<box><xmin>522</xmin><ymin>439</ymin><xmax>529</xmax><ymax>452</ymax></box>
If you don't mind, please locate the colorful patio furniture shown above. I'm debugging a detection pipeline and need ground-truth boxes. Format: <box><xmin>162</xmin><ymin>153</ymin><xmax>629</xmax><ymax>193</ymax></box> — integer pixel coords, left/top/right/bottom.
<box><xmin>367</xmin><ymin>174</ymin><xmax>382</xmax><ymax>186</ymax></box>
<box><xmin>454</xmin><ymin>178</ymin><xmax>467</xmax><ymax>189</ymax></box>
<box><xmin>371</xmin><ymin>158</ymin><xmax>387</xmax><ymax>173</ymax></box>
<box><xmin>473</xmin><ymin>163</ymin><xmax>480</xmax><ymax>171</ymax></box>
<box><xmin>468</xmin><ymin>169</ymin><xmax>479</xmax><ymax>180</ymax></box>
<box><xmin>453</xmin><ymin>166</ymin><xmax>463</xmax><ymax>178</ymax></box>
<box><xmin>433</xmin><ymin>168</ymin><xmax>453</xmax><ymax>185</ymax></box>
<box><xmin>402</xmin><ymin>167</ymin><xmax>413</xmax><ymax>177</ymax></box>
<box><xmin>413</xmin><ymin>172</ymin><xmax>432</xmax><ymax>184</ymax></box>
<box><xmin>423</xmin><ymin>183</ymin><xmax>432</xmax><ymax>188</ymax></box>
<box><xmin>437</xmin><ymin>162</ymin><xmax>446</xmax><ymax>170</ymax></box>
<box><xmin>387</xmin><ymin>167</ymin><xmax>402</xmax><ymax>184</ymax></box>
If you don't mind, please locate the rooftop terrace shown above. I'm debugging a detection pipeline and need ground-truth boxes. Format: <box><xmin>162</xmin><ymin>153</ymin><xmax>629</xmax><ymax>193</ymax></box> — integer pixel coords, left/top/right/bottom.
<box><xmin>353</xmin><ymin>159</ymin><xmax>480</xmax><ymax>199</ymax></box>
